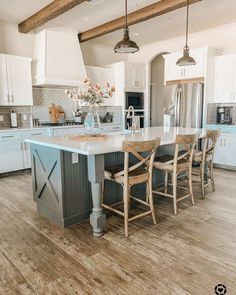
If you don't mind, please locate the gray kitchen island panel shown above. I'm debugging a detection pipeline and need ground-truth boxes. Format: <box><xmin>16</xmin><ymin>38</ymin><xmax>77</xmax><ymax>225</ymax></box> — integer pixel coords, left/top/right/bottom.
<box><xmin>31</xmin><ymin>145</ymin><xmax>135</xmax><ymax>228</ymax></box>
<box><xmin>31</xmin><ymin>144</ymin><xmax>93</xmax><ymax>227</ymax></box>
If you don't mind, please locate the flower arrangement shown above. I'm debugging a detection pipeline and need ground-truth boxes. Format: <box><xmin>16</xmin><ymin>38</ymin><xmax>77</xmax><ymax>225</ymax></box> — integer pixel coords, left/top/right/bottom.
<box><xmin>65</xmin><ymin>79</ymin><xmax>115</xmax><ymax>107</ymax></box>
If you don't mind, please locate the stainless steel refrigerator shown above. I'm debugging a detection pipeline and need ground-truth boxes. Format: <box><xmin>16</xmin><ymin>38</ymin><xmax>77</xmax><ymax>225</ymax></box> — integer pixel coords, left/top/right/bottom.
<box><xmin>166</xmin><ymin>83</ymin><xmax>204</xmax><ymax>128</ymax></box>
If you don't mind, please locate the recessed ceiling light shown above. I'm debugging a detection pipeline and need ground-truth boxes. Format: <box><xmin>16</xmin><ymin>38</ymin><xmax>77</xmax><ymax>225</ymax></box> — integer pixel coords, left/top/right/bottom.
<box><xmin>133</xmin><ymin>32</ymin><xmax>139</xmax><ymax>37</ymax></box>
<box><xmin>80</xmin><ymin>16</ymin><xmax>90</xmax><ymax>21</ymax></box>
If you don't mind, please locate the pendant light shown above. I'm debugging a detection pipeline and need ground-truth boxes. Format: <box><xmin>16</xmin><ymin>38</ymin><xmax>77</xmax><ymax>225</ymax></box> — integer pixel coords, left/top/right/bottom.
<box><xmin>114</xmin><ymin>0</ymin><xmax>139</xmax><ymax>53</ymax></box>
<box><xmin>176</xmin><ymin>0</ymin><xmax>196</xmax><ymax>66</ymax></box>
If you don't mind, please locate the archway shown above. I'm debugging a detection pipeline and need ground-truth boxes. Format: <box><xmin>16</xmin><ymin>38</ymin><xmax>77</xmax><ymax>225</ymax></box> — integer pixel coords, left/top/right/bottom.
<box><xmin>149</xmin><ymin>52</ymin><xmax>172</xmax><ymax>127</ymax></box>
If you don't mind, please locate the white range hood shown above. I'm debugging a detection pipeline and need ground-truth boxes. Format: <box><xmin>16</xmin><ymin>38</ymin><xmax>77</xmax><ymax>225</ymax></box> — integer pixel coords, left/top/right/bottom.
<box><xmin>32</xmin><ymin>28</ymin><xmax>86</xmax><ymax>87</ymax></box>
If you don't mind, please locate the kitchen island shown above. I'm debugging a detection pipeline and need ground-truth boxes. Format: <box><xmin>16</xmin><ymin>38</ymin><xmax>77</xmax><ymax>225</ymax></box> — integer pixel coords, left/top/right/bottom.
<box><xmin>26</xmin><ymin>127</ymin><xmax>206</xmax><ymax>236</ymax></box>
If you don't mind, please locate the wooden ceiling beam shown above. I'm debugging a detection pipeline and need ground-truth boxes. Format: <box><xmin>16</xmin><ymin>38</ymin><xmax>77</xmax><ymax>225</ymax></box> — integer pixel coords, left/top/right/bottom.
<box><xmin>78</xmin><ymin>0</ymin><xmax>202</xmax><ymax>43</ymax></box>
<box><xmin>18</xmin><ymin>0</ymin><xmax>87</xmax><ymax>33</ymax></box>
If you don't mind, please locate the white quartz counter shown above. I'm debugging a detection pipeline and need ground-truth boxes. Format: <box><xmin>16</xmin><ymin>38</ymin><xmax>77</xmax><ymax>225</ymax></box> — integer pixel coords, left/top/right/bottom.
<box><xmin>0</xmin><ymin>123</ymin><xmax>116</xmax><ymax>133</ymax></box>
<box><xmin>26</xmin><ymin>127</ymin><xmax>206</xmax><ymax>156</ymax></box>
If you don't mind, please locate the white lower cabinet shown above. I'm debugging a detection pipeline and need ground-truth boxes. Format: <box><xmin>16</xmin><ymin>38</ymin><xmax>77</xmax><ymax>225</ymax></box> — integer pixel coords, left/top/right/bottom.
<box><xmin>23</xmin><ymin>130</ymin><xmax>50</xmax><ymax>169</ymax></box>
<box><xmin>214</xmin><ymin>133</ymin><xmax>236</xmax><ymax>167</ymax></box>
<box><xmin>0</xmin><ymin>124</ymin><xmax>122</xmax><ymax>173</ymax></box>
<box><xmin>0</xmin><ymin>141</ymin><xmax>24</xmax><ymax>173</ymax></box>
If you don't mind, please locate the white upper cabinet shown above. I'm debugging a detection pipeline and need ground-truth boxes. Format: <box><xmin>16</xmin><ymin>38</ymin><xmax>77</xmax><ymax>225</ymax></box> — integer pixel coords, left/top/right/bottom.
<box><xmin>85</xmin><ymin>65</ymin><xmax>115</xmax><ymax>106</ymax></box>
<box><xmin>125</xmin><ymin>63</ymin><xmax>146</xmax><ymax>92</ymax></box>
<box><xmin>213</xmin><ymin>54</ymin><xmax>236</xmax><ymax>103</ymax></box>
<box><xmin>0</xmin><ymin>54</ymin><xmax>33</xmax><ymax>106</ymax></box>
<box><xmin>33</xmin><ymin>29</ymin><xmax>86</xmax><ymax>87</ymax></box>
<box><xmin>164</xmin><ymin>48</ymin><xmax>206</xmax><ymax>84</ymax></box>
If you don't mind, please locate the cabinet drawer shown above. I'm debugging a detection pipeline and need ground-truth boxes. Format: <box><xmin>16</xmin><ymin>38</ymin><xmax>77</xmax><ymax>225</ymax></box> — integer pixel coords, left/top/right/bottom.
<box><xmin>23</xmin><ymin>130</ymin><xmax>49</xmax><ymax>139</ymax></box>
<box><xmin>0</xmin><ymin>132</ymin><xmax>21</xmax><ymax>141</ymax></box>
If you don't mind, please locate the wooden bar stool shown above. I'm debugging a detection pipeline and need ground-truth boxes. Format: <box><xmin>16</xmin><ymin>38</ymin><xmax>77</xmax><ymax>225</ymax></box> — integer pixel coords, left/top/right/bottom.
<box><xmin>102</xmin><ymin>138</ymin><xmax>160</xmax><ymax>237</ymax></box>
<box><xmin>153</xmin><ymin>134</ymin><xmax>198</xmax><ymax>215</ymax></box>
<box><xmin>193</xmin><ymin>129</ymin><xmax>220</xmax><ymax>198</ymax></box>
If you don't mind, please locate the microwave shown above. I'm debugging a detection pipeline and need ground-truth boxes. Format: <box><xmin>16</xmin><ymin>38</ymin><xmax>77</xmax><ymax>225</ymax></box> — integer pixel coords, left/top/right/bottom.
<box><xmin>125</xmin><ymin>92</ymin><xmax>144</xmax><ymax>110</ymax></box>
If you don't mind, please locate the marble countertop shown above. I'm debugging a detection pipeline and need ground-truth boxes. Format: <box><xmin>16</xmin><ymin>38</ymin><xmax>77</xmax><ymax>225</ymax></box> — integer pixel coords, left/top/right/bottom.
<box><xmin>0</xmin><ymin>123</ymin><xmax>119</xmax><ymax>133</ymax></box>
<box><xmin>26</xmin><ymin>127</ymin><xmax>206</xmax><ymax>156</ymax></box>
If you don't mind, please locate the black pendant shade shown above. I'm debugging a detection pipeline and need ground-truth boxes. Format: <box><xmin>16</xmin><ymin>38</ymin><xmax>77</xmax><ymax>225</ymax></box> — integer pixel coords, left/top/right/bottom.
<box><xmin>177</xmin><ymin>0</ymin><xmax>196</xmax><ymax>66</ymax></box>
<box><xmin>114</xmin><ymin>0</ymin><xmax>139</xmax><ymax>54</ymax></box>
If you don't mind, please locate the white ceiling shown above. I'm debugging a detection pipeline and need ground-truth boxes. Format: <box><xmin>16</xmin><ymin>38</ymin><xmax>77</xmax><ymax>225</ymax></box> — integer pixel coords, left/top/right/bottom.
<box><xmin>0</xmin><ymin>0</ymin><xmax>236</xmax><ymax>46</ymax></box>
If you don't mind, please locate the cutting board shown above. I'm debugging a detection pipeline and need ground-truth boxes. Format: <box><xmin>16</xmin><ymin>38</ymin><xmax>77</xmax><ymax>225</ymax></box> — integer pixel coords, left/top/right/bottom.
<box><xmin>49</xmin><ymin>104</ymin><xmax>65</xmax><ymax>123</ymax></box>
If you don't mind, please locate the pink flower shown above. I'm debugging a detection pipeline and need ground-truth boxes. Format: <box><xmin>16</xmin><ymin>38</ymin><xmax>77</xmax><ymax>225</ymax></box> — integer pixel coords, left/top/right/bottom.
<box><xmin>95</xmin><ymin>84</ymin><xmax>101</xmax><ymax>90</ymax></box>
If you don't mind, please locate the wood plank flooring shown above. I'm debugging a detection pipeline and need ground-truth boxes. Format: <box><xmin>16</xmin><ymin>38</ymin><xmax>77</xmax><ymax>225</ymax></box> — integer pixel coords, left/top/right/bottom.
<box><xmin>0</xmin><ymin>169</ymin><xmax>236</xmax><ymax>294</ymax></box>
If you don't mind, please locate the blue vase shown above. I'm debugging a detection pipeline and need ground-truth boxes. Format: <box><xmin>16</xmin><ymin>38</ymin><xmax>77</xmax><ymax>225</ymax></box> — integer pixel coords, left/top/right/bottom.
<box><xmin>84</xmin><ymin>106</ymin><xmax>101</xmax><ymax>136</ymax></box>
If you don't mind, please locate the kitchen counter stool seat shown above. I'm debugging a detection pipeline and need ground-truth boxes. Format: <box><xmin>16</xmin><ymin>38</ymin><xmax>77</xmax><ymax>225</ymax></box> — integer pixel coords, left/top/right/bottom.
<box><xmin>102</xmin><ymin>138</ymin><xmax>160</xmax><ymax>237</ymax></box>
<box><xmin>153</xmin><ymin>134</ymin><xmax>198</xmax><ymax>215</ymax></box>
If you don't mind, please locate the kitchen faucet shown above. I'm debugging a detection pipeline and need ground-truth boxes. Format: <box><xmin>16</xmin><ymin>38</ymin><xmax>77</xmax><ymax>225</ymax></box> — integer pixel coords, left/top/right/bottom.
<box><xmin>126</xmin><ymin>106</ymin><xmax>140</xmax><ymax>131</ymax></box>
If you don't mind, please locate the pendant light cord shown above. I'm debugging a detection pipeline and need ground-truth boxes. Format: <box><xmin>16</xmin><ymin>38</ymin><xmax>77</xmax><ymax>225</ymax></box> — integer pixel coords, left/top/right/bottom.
<box><xmin>125</xmin><ymin>0</ymin><xmax>128</xmax><ymax>29</ymax></box>
<box><xmin>185</xmin><ymin>0</ymin><xmax>189</xmax><ymax>47</ymax></box>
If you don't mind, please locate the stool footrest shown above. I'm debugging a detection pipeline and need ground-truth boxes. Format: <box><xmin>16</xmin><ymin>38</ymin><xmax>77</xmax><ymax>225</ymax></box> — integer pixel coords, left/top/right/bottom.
<box><xmin>102</xmin><ymin>204</ymin><xmax>124</xmax><ymax>216</ymax></box>
<box><xmin>128</xmin><ymin>210</ymin><xmax>152</xmax><ymax>222</ymax></box>
<box><xmin>130</xmin><ymin>195</ymin><xmax>150</xmax><ymax>207</ymax></box>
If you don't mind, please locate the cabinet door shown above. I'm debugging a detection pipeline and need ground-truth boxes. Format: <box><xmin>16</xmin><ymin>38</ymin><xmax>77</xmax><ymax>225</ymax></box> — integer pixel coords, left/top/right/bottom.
<box><xmin>23</xmin><ymin>130</ymin><xmax>50</xmax><ymax>169</ymax></box>
<box><xmin>125</xmin><ymin>63</ymin><xmax>145</xmax><ymax>91</ymax></box>
<box><xmin>184</xmin><ymin>48</ymin><xmax>205</xmax><ymax>79</ymax></box>
<box><xmin>7</xmin><ymin>56</ymin><xmax>33</xmax><ymax>106</ymax></box>
<box><xmin>213</xmin><ymin>55</ymin><xmax>235</xmax><ymax>103</ymax></box>
<box><xmin>214</xmin><ymin>134</ymin><xmax>236</xmax><ymax>167</ymax></box>
<box><xmin>164</xmin><ymin>49</ymin><xmax>205</xmax><ymax>83</ymax></box>
<box><xmin>214</xmin><ymin>135</ymin><xmax>225</xmax><ymax>165</ymax></box>
<box><xmin>164</xmin><ymin>53</ymin><xmax>182</xmax><ymax>83</ymax></box>
<box><xmin>0</xmin><ymin>141</ymin><xmax>24</xmax><ymax>173</ymax></box>
<box><xmin>220</xmin><ymin>135</ymin><xmax>236</xmax><ymax>167</ymax></box>
<box><xmin>0</xmin><ymin>55</ymin><xmax>10</xmax><ymax>105</ymax></box>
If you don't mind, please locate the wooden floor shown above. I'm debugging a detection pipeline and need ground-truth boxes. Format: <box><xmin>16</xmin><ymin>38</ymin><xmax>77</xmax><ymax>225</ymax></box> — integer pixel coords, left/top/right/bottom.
<box><xmin>0</xmin><ymin>169</ymin><xmax>236</xmax><ymax>294</ymax></box>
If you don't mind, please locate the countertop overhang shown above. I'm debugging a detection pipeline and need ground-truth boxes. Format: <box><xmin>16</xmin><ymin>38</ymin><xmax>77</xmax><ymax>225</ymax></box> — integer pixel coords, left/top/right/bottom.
<box><xmin>26</xmin><ymin>127</ymin><xmax>206</xmax><ymax>156</ymax></box>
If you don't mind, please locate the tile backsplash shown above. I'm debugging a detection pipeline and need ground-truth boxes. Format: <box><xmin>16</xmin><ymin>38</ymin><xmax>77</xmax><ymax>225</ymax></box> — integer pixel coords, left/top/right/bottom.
<box><xmin>207</xmin><ymin>103</ymin><xmax>236</xmax><ymax>125</ymax></box>
<box><xmin>0</xmin><ymin>87</ymin><xmax>122</xmax><ymax>128</ymax></box>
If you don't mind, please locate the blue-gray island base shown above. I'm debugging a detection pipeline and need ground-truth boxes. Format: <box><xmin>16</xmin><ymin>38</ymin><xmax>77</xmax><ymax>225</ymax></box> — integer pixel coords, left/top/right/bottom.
<box><xmin>27</xmin><ymin>127</ymin><xmax>206</xmax><ymax>236</ymax></box>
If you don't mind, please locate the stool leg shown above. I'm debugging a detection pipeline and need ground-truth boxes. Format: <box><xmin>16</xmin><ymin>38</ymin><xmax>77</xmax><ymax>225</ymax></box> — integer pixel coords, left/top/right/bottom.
<box><xmin>128</xmin><ymin>185</ymin><xmax>131</xmax><ymax>210</ymax></box>
<box><xmin>200</xmin><ymin>162</ymin><xmax>205</xmax><ymax>199</ymax></box>
<box><xmin>164</xmin><ymin>171</ymin><xmax>168</xmax><ymax>194</ymax></box>
<box><xmin>146</xmin><ymin>181</ymin><xmax>149</xmax><ymax>203</ymax></box>
<box><xmin>148</xmin><ymin>178</ymin><xmax>157</xmax><ymax>225</ymax></box>
<box><xmin>189</xmin><ymin>168</ymin><xmax>195</xmax><ymax>205</ymax></box>
<box><xmin>123</xmin><ymin>184</ymin><xmax>129</xmax><ymax>237</ymax></box>
<box><xmin>210</xmin><ymin>160</ymin><xmax>215</xmax><ymax>192</ymax></box>
<box><xmin>172</xmin><ymin>173</ymin><xmax>177</xmax><ymax>215</ymax></box>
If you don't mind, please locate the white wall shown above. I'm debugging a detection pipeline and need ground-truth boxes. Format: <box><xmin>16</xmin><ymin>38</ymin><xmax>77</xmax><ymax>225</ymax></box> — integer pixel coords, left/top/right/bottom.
<box><xmin>0</xmin><ymin>21</ymin><xmax>125</xmax><ymax>67</ymax></box>
<box><xmin>81</xmin><ymin>41</ymin><xmax>128</xmax><ymax>67</ymax></box>
<box><xmin>128</xmin><ymin>21</ymin><xmax>236</xmax><ymax>64</ymax></box>
<box><xmin>0</xmin><ymin>21</ymin><xmax>34</xmax><ymax>56</ymax></box>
